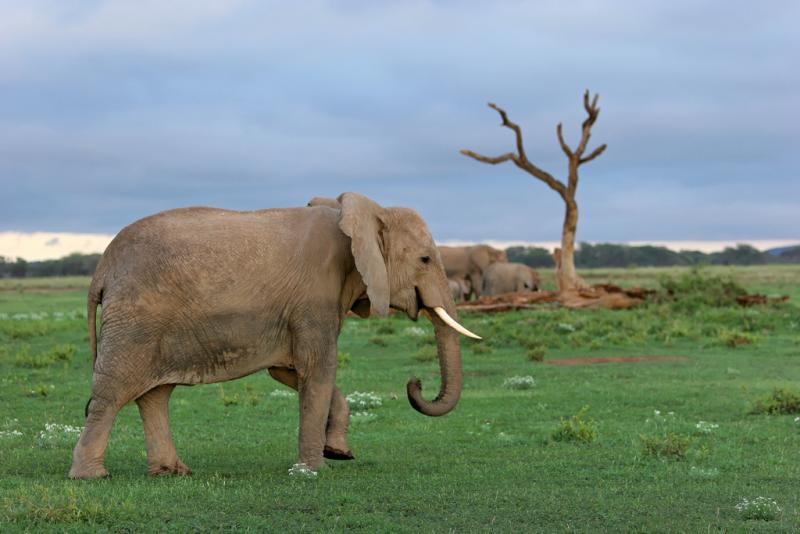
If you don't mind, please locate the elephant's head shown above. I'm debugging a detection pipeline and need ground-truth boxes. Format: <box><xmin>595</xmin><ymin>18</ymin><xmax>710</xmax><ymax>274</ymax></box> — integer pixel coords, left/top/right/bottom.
<box><xmin>328</xmin><ymin>192</ymin><xmax>481</xmax><ymax>417</ymax></box>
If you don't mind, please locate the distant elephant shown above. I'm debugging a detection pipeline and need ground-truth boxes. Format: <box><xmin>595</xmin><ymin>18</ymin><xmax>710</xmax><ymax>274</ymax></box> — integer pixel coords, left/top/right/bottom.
<box><xmin>448</xmin><ymin>278</ymin><xmax>471</xmax><ymax>303</ymax></box>
<box><xmin>482</xmin><ymin>262</ymin><xmax>541</xmax><ymax>295</ymax></box>
<box><xmin>438</xmin><ymin>244</ymin><xmax>507</xmax><ymax>300</ymax></box>
<box><xmin>69</xmin><ymin>193</ymin><xmax>481</xmax><ymax>479</ymax></box>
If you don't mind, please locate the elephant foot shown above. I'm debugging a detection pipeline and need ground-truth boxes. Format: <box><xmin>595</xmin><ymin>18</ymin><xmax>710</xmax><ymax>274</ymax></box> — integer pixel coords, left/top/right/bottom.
<box><xmin>69</xmin><ymin>464</ymin><xmax>110</xmax><ymax>480</ymax></box>
<box><xmin>148</xmin><ymin>459</ymin><xmax>192</xmax><ymax>476</ymax></box>
<box><xmin>323</xmin><ymin>446</ymin><xmax>355</xmax><ymax>461</ymax></box>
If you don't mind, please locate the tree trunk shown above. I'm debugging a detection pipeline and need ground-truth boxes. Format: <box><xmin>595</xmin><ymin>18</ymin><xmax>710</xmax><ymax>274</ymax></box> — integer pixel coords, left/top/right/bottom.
<box><xmin>555</xmin><ymin>198</ymin><xmax>584</xmax><ymax>292</ymax></box>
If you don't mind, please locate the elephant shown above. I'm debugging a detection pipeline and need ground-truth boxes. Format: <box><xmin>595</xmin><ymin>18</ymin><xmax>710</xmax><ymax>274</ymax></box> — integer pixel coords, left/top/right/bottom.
<box><xmin>69</xmin><ymin>192</ymin><xmax>481</xmax><ymax>479</ymax></box>
<box><xmin>448</xmin><ymin>278</ymin><xmax>471</xmax><ymax>303</ymax></box>
<box><xmin>438</xmin><ymin>244</ymin><xmax>507</xmax><ymax>300</ymax></box>
<box><xmin>482</xmin><ymin>262</ymin><xmax>541</xmax><ymax>295</ymax></box>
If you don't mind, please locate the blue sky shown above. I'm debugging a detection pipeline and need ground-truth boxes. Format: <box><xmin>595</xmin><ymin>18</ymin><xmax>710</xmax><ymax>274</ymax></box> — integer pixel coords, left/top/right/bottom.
<box><xmin>0</xmin><ymin>0</ymin><xmax>797</xmax><ymax>243</ymax></box>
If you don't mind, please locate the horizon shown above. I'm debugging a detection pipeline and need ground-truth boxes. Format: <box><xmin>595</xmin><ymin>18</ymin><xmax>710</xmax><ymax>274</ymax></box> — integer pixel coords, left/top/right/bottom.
<box><xmin>2</xmin><ymin>231</ymin><xmax>797</xmax><ymax>262</ymax></box>
<box><xmin>0</xmin><ymin>2</ymin><xmax>798</xmax><ymax>244</ymax></box>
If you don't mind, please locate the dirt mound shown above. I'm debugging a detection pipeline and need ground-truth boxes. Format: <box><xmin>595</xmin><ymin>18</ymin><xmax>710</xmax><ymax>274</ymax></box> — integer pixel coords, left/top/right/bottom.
<box><xmin>457</xmin><ymin>284</ymin><xmax>651</xmax><ymax>312</ymax></box>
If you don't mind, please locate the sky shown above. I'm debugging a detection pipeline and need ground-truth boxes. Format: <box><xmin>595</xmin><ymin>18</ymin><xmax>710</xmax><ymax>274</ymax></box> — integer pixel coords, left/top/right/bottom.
<box><xmin>0</xmin><ymin>1</ymin><xmax>798</xmax><ymax>259</ymax></box>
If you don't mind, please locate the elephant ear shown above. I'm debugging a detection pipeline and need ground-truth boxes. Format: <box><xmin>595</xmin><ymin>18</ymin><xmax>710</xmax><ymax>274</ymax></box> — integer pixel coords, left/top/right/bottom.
<box><xmin>337</xmin><ymin>192</ymin><xmax>390</xmax><ymax>317</ymax></box>
<box><xmin>307</xmin><ymin>196</ymin><xmax>341</xmax><ymax>209</ymax></box>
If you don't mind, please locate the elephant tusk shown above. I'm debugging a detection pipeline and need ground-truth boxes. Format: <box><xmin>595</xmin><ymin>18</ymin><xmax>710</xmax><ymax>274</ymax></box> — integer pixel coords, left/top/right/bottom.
<box><xmin>432</xmin><ymin>306</ymin><xmax>482</xmax><ymax>340</ymax></box>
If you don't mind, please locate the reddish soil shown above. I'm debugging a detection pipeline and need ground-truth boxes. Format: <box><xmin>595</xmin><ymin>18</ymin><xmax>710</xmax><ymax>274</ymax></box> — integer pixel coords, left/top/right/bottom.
<box><xmin>545</xmin><ymin>355</ymin><xmax>690</xmax><ymax>366</ymax></box>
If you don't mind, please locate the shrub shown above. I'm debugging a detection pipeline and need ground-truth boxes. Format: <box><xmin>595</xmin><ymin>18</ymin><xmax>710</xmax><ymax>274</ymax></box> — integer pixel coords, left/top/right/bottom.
<box><xmin>471</xmin><ymin>343</ymin><xmax>493</xmax><ymax>355</ymax></box>
<box><xmin>502</xmin><ymin>375</ymin><xmax>536</xmax><ymax>390</ymax></box>
<box><xmin>750</xmin><ymin>388</ymin><xmax>800</xmax><ymax>415</ymax></box>
<box><xmin>526</xmin><ymin>346</ymin><xmax>546</xmax><ymax>362</ymax></box>
<box><xmin>640</xmin><ymin>432</ymin><xmax>692</xmax><ymax>459</ymax></box>
<box><xmin>735</xmin><ymin>496</ymin><xmax>782</xmax><ymax>521</ymax></box>
<box><xmin>657</xmin><ymin>268</ymin><xmax>747</xmax><ymax>309</ymax></box>
<box><xmin>717</xmin><ymin>329</ymin><xmax>758</xmax><ymax>348</ymax></box>
<box><xmin>369</xmin><ymin>336</ymin><xmax>388</xmax><ymax>347</ymax></box>
<box><xmin>2</xmin><ymin>322</ymin><xmax>50</xmax><ymax>340</ymax></box>
<box><xmin>375</xmin><ymin>322</ymin><xmax>395</xmax><ymax>335</ymax></box>
<box><xmin>414</xmin><ymin>345</ymin><xmax>437</xmax><ymax>362</ymax></box>
<box><xmin>13</xmin><ymin>344</ymin><xmax>76</xmax><ymax>368</ymax></box>
<box><xmin>551</xmin><ymin>405</ymin><xmax>598</xmax><ymax>444</ymax></box>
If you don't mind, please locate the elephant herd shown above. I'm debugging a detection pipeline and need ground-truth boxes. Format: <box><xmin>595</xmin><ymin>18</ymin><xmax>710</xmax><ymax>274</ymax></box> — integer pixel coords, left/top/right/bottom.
<box><xmin>439</xmin><ymin>244</ymin><xmax>540</xmax><ymax>301</ymax></box>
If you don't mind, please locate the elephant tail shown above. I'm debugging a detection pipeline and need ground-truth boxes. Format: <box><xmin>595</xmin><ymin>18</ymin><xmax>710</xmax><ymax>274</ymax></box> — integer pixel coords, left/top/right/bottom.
<box><xmin>87</xmin><ymin>272</ymin><xmax>104</xmax><ymax>371</ymax></box>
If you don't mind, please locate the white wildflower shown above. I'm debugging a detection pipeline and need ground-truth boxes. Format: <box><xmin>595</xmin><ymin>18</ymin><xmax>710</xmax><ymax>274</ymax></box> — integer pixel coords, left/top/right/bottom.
<box><xmin>350</xmin><ymin>411</ymin><xmax>378</xmax><ymax>424</ymax></box>
<box><xmin>695</xmin><ymin>421</ymin><xmax>719</xmax><ymax>434</ymax></box>
<box><xmin>557</xmin><ymin>322</ymin><xmax>576</xmax><ymax>333</ymax></box>
<box><xmin>36</xmin><ymin>423</ymin><xmax>82</xmax><ymax>448</ymax></box>
<box><xmin>269</xmin><ymin>389</ymin><xmax>296</xmax><ymax>399</ymax></box>
<box><xmin>502</xmin><ymin>376</ymin><xmax>536</xmax><ymax>390</ymax></box>
<box><xmin>0</xmin><ymin>430</ymin><xmax>23</xmax><ymax>438</ymax></box>
<box><xmin>735</xmin><ymin>496</ymin><xmax>781</xmax><ymax>521</ymax></box>
<box><xmin>288</xmin><ymin>463</ymin><xmax>317</xmax><ymax>477</ymax></box>
<box><xmin>346</xmin><ymin>392</ymin><xmax>382</xmax><ymax>411</ymax></box>
<box><xmin>403</xmin><ymin>326</ymin><xmax>428</xmax><ymax>337</ymax></box>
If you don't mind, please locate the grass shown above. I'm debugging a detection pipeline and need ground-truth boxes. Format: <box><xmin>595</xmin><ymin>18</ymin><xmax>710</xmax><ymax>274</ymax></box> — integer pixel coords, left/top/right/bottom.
<box><xmin>0</xmin><ymin>265</ymin><xmax>799</xmax><ymax>531</ymax></box>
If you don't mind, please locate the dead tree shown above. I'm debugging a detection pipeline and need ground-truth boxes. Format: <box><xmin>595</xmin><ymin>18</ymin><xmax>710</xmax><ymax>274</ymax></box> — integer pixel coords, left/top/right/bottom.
<box><xmin>461</xmin><ymin>90</ymin><xmax>607</xmax><ymax>292</ymax></box>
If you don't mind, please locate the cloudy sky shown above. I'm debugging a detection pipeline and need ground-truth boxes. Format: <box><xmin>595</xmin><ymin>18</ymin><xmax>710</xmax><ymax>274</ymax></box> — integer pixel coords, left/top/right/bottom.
<box><xmin>1</xmin><ymin>0</ymin><xmax>798</xmax><ymax>255</ymax></box>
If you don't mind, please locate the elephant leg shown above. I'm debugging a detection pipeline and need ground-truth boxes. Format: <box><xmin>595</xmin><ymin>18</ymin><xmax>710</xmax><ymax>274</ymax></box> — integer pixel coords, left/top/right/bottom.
<box><xmin>268</xmin><ymin>367</ymin><xmax>353</xmax><ymax>460</ymax></box>
<box><xmin>69</xmin><ymin>395</ymin><xmax>120</xmax><ymax>479</ymax></box>
<box><xmin>69</xmin><ymin>363</ymin><xmax>141</xmax><ymax>479</ymax></box>
<box><xmin>136</xmin><ymin>384</ymin><xmax>191</xmax><ymax>476</ymax></box>
<box><xmin>470</xmin><ymin>272</ymin><xmax>483</xmax><ymax>299</ymax></box>
<box><xmin>293</xmin><ymin>334</ymin><xmax>337</xmax><ymax>470</ymax></box>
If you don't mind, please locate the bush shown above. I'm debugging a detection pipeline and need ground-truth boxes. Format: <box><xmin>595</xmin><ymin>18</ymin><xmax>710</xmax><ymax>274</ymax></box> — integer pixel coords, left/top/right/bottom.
<box><xmin>551</xmin><ymin>405</ymin><xmax>598</xmax><ymax>444</ymax></box>
<box><xmin>717</xmin><ymin>329</ymin><xmax>758</xmax><ymax>348</ymax></box>
<box><xmin>657</xmin><ymin>268</ymin><xmax>747</xmax><ymax>309</ymax></box>
<box><xmin>640</xmin><ymin>432</ymin><xmax>692</xmax><ymax>459</ymax></box>
<box><xmin>471</xmin><ymin>343</ymin><xmax>493</xmax><ymax>355</ymax></box>
<box><xmin>369</xmin><ymin>336</ymin><xmax>388</xmax><ymax>347</ymax></box>
<box><xmin>414</xmin><ymin>345</ymin><xmax>437</xmax><ymax>362</ymax></box>
<box><xmin>526</xmin><ymin>346</ymin><xmax>546</xmax><ymax>362</ymax></box>
<box><xmin>750</xmin><ymin>388</ymin><xmax>800</xmax><ymax>415</ymax></box>
<box><xmin>14</xmin><ymin>344</ymin><xmax>76</xmax><ymax>368</ymax></box>
<box><xmin>502</xmin><ymin>375</ymin><xmax>536</xmax><ymax>390</ymax></box>
<box><xmin>375</xmin><ymin>322</ymin><xmax>396</xmax><ymax>335</ymax></box>
<box><xmin>735</xmin><ymin>497</ymin><xmax>782</xmax><ymax>521</ymax></box>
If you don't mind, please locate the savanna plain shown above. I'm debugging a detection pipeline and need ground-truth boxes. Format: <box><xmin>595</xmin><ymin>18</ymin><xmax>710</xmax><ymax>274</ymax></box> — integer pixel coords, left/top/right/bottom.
<box><xmin>1</xmin><ymin>265</ymin><xmax>798</xmax><ymax>532</ymax></box>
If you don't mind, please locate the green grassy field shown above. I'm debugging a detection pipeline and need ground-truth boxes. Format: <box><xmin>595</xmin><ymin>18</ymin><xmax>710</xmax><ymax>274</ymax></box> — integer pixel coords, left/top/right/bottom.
<box><xmin>1</xmin><ymin>266</ymin><xmax>799</xmax><ymax>532</ymax></box>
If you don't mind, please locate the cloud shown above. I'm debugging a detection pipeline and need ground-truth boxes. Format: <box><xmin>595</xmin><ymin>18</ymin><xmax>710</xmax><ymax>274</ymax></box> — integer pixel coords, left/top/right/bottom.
<box><xmin>0</xmin><ymin>1</ymin><xmax>797</xmax><ymax>241</ymax></box>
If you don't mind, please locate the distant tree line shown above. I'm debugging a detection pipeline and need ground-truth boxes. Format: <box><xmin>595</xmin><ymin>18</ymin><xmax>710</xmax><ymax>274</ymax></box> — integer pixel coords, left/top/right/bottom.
<box><xmin>0</xmin><ymin>244</ymin><xmax>797</xmax><ymax>278</ymax></box>
<box><xmin>507</xmin><ymin>243</ymin><xmax>800</xmax><ymax>269</ymax></box>
<box><xmin>0</xmin><ymin>253</ymin><xmax>101</xmax><ymax>278</ymax></box>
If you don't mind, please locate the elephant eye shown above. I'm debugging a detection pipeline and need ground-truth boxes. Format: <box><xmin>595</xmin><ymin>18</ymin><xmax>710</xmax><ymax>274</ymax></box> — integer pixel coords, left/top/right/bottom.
<box><xmin>420</xmin><ymin>256</ymin><xmax>431</xmax><ymax>264</ymax></box>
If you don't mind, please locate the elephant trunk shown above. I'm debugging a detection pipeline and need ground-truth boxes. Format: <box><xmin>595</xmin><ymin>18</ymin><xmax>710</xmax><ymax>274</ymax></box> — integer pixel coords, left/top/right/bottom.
<box><xmin>406</xmin><ymin>305</ymin><xmax>463</xmax><ymax>417</ymax></box>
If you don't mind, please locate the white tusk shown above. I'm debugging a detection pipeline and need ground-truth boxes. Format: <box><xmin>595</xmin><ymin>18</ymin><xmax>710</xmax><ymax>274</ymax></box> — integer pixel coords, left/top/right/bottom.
<box><xmin>433</xmin><ymin>306</ymin><xmax>482</xmax><ymax>340</ymax></box>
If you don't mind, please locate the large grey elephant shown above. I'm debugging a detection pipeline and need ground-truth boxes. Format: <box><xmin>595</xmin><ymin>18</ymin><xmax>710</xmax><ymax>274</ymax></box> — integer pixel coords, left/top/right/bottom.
<box><xmin>482</xmin><ymin>262</ymin><xmax>541</xmax><ymax>295</ymax></box>
<box><xmin>69</xmin><ymin>193</ymin><xmax>480</xmax><ymax>479</ymax></box>
<box><xmin>438</xmin><ymin>244</ymin><xmax>507</xmax><ymax>300</ymax></box>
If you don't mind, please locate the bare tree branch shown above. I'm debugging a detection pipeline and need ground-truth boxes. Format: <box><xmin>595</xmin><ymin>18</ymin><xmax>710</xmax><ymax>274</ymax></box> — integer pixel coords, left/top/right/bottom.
<box><xmin>556</xmin><ymin>123</ymin><xmax>573</xmax><ymax>158</ymax></box>
<box><xmin>575</xmin><ymin>90</ymin><xmax>602</xmax><ymax>157</ymax></box>
<box><xmin>460</xmin><ymin>150</ymin><xmax>517</xmax><ymax>165</ymax></box>
<box><xmin>488</xmin><ymin>103</ymin><xmax>527</xmax><ymax>161</ymax></box>
<box><xmin>579</xmin><ymin>144</ymin><xmax>607</xmax><ymax>165</ymax></box>
<box><xmin>517</xmin><ymin>159</ymin><xmax>568</xmax><ymax>199</ymax></box>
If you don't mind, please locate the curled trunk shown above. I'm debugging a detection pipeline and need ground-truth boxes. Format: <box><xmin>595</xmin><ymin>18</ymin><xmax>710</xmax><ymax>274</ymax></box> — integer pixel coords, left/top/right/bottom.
<box><xmin>406</xmin><ymin>308</ymin><xmax>463</xmax><ymax>416</ymax></box>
